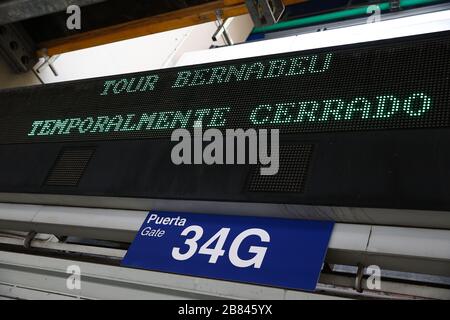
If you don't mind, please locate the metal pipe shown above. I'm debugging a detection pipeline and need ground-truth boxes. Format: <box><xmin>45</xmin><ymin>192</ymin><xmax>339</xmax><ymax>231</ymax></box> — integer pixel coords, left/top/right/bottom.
<box><xmin>0</xmin><ymin>203</ymin><xmax>449</xmax><ymax>277</ymax></box>
<box><xmin>0</xmin><ymin>235</ymin><xmax>126</xmax><ymax>258</ymax></box>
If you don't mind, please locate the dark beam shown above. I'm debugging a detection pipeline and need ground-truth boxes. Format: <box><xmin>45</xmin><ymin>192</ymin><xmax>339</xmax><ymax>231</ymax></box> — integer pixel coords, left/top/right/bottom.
<box><xmin>0</xmin><ymin>0</ymin><xmax>107</xmax><ymax>25</ymax></box>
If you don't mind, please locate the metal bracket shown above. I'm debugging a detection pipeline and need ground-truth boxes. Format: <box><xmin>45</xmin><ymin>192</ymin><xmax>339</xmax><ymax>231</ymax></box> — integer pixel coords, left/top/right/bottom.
<box><xmin>23</xmin><ymin>231</ymin><xmax>37</xmax><ymax>249</ymax></box>
<box><xmin>245</xmin><ymin>0</ymin><xmax>285</xmax><ymax>28</ymax></box>
<box><xmin>35</xmin><ymin>50</ymin><xmax>60</xmax><ymax>76</ymax></box>
<box><xmin>0</xmin><ymin>23</ymin><xmax>38</xmax><ymax>73</ymax></box>
<box><xmin>355</xmin><ymin>263</ymin><xmax>365</xmax><ymax>293</ymax></box>
<box><xmin>212</xmin><ymin>9</ymin><xmax>232</xmax><ymax>46</ymax></box>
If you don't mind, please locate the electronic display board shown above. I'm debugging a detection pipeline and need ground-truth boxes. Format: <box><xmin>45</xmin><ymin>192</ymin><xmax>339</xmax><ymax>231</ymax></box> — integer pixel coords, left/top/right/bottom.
<box><xmin>1</xmin><ymin>31</ymin><xmax>449</xmax><ymax>144</ymax></box>
<box><xmin>1</xmin><ymin>31</ymin><xmax>450</xmax><ymax>214</ymax></box>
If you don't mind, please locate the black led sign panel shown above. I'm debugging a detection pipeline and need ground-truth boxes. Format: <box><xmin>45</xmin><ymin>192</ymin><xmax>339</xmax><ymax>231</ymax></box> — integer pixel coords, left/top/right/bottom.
<box><xmin>1</xmin><ymin>31</ymin><xmax>450</xmax><ymax>215</ymax></box>
<box><xmin>0</xmin><ymin>31</ymin><xmax>449</xmax><ymax>144</ymax></box>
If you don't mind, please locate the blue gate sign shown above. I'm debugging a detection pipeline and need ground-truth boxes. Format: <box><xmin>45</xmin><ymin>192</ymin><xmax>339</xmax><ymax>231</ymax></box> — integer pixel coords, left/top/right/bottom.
<box><xmin>121</xmin><ymin>211</ymin><xmax>334</xmax><ymax>291</ymax></box>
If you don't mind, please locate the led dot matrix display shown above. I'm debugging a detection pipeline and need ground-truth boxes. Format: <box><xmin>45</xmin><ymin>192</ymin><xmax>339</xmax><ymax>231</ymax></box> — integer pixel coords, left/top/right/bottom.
<box><xmin>1</xmin><ymin>31</ymin><xmax>450</xmax><ymax>144</ymax></box>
